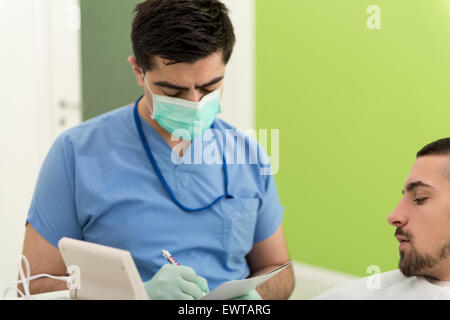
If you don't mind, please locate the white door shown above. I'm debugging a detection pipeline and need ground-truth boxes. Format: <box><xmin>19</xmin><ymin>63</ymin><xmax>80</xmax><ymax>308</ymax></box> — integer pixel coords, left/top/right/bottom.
<box><xmin>0</xmin><ymin>0</ymin><xmax>81</xmax><ymax>291</ymax></box>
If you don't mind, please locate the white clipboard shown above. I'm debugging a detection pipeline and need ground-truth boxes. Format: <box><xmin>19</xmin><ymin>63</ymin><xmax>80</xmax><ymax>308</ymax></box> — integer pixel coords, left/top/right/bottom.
<box><xmin>200</xmin><ymin>261</ymin><xmax>293</xmax><ymax>300</ymax></box>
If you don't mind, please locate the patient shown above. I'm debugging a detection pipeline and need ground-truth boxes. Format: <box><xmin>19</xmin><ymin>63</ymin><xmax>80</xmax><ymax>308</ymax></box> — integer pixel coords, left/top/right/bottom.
<box><xmin>314</xmin><ymin>138</ymin><xmax>450</xmax><ymax>300</ymax></box>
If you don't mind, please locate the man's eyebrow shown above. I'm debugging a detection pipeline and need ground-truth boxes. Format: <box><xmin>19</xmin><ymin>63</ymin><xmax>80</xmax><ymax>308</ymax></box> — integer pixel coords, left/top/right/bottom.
<box><xmin>402</xmin><ymin>181</ymin><xmax>433</xmax><ymax>195</ymax></box>
<box><xmin>153</xmin><ymin>76</ymin><xmax>224</xmax><ymax>92</ymax></box>
<box><xmin>195</xmin><ymin>76</ymin><xmax>224</xmax><ymax>89</ymax></box>
<box><xmin>153</xmin><ymin>81</ymin><xmax>189</xmax><ymax>91</ymax></box>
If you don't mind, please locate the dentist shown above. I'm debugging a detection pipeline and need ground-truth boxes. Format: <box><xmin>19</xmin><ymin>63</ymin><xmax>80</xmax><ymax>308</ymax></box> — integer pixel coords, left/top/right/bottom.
<box><xmin>22</xmin><ymin>0</ymin><xmax>294</xmax><ymax>300</ymax></box>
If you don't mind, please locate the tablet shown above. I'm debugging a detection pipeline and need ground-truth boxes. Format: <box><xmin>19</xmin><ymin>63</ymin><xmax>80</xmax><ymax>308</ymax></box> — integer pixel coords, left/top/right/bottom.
<box><xmin>58</xmin><ymin>237</ymin><xmax>148</xmax><ymax>300</ymax></box>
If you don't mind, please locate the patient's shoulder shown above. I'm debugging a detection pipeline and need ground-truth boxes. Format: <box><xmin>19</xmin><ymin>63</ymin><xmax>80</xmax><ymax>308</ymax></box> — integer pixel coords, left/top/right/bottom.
<box><xmin>311</xmin><ymin>270</ymin><xmax>406</xmax><ymax>300</ymax></box>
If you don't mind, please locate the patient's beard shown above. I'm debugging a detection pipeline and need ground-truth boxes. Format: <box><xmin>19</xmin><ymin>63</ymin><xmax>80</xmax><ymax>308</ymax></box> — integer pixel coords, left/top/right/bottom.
<box><xmin>399</xmin><ymin>240</ymin><xmax>450</xmax><ymax>278</ymax></box>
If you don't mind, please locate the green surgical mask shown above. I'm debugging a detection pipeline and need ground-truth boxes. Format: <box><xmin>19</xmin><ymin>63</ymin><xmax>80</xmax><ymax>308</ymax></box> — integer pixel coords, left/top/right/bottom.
<box><xmin>143</xmin><ymin>74</ymin><xmax>222</xmax><ymax>140</ymax></box>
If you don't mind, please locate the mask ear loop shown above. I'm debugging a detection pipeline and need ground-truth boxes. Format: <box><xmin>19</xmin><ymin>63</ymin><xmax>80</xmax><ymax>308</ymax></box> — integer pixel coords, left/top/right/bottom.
<box><xmin>141</xmin><ymin>70</ymin><xmax>156</xmax><ymax>119</ymax></box>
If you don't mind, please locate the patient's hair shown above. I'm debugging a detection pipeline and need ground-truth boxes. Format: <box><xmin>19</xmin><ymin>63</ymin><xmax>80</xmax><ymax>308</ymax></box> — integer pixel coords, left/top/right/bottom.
<box><xmin>131</xmin><ymin>0</ymin><xmax>236</xmax><ymax>72</ymax></box>
<box><xmin>417</xmin><ymin>138</ymin><xmax>450</xmax><ymax>180</ymax></box>
<box><xmin>417</xmin><ymin>138</ymin><xmax>450</xmax><ymax>158</ymax></box>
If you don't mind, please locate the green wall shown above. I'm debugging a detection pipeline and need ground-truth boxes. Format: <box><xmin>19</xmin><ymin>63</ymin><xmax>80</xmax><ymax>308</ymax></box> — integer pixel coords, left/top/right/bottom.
<box><xmin>256</xmin><ymin>0</ymin><xmax>450</xmax><ymax>276</ymax></box>
<box><xmin>80</xmin><ymin>0</ymin><xmax>143</xmax><ymax>120</ymax></box>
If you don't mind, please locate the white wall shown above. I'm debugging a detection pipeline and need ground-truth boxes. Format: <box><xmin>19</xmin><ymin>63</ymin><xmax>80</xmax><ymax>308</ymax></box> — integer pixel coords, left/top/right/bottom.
<box><xmin>220</xmin><ymin>0</ymin><xmax>255</xmax><ymax>130</ymax></box>
<box><xmin>0</xmin><ymin>0</ymin><xmax>81</xmax><ymax>288</ymax></box>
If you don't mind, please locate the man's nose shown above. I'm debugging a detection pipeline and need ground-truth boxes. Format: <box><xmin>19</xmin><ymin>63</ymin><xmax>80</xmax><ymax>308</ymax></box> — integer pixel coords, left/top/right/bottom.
<box><xmin>184</xmin><ymin>90</ymin><xmax>203</xmax><ymax>102</ymax></box>
<box><xmin>387</xmin><ymin>198</ymin><xmax>409</xmax><ymax>227</ymax></box>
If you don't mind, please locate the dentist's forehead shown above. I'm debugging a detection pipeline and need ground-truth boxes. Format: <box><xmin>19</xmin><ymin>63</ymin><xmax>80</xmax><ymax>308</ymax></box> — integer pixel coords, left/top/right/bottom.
<box><xmin>151</xmin><ymin>53</ymin><xmax>225</xmax><ymax>80</ymax></box>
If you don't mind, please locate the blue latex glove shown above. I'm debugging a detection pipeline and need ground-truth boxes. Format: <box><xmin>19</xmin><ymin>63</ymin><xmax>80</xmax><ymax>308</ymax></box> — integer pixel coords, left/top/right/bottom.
<box><xmin>144</xmin><ymin>264</ymin><xmax>209</xmax><ymax>300</ymax></box>
<box><xmin>230</xmin><ymin>289</ymin><xmax>263</xmax><ymax>300</ymax></box>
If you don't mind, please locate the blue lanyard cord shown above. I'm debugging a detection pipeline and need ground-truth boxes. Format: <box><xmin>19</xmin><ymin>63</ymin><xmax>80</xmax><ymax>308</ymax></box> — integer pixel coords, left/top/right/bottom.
<box><xmin>133</xmin><ymin>97</ymin><xmax>232</xmax><ymax>213</ymax></box>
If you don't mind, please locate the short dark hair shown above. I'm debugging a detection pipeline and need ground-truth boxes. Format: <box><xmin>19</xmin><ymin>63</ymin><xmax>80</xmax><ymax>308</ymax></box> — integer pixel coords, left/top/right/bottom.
<box><xmin>131</xmin><ymin>0</ymin><xmax>236</xmax><ymax>72</ymax></box>
<box><xmin>417</xmin><ymin>138</ymin><xmax>450</xmax><ymax>158</ymax></box>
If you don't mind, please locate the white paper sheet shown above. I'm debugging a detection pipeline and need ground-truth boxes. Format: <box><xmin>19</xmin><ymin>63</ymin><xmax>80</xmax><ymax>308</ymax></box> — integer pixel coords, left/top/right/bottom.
<box><xmin>200</xmin><ymin>261</ymin><xmax>293</xmax><ymax>300</ymax></box>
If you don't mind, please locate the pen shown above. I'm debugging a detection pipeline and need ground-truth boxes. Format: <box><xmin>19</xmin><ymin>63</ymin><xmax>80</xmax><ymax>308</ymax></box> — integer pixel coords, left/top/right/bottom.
<box><xmin>161</xmin><ymin>249</ymin><xmax>206</xmax><ymax>297</ymax></box>
<box><xmin>161</xmin><ymin>249</ymin><xmax>180</xmax><ymax>266</ymax></box>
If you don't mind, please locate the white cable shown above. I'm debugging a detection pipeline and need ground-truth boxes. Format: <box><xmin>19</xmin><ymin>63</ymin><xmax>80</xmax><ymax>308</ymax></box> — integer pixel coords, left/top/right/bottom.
<box><xmin>18</xmin><ymin>255</ymin><xmax>30</xmax><ymax>297</ymax></box>
<box><xmin>3</xmin><ymin>287</ymin><xmax>25</xmax><ymax>300</ymax></box>
<box><xmin>1</xmin><ymin>274</ymin><xmax>70</xmax><ymax>286</ymax></box>
<box><xmin>0</xmin><ymin>254</ymin><xmax>70</xmax><ymax>300</ymax></box>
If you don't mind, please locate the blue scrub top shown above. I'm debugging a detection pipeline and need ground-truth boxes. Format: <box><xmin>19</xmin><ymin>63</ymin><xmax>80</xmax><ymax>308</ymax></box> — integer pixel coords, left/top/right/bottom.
<box><xmin>27</xmin><ymin>101</ymin><xmax>284</xmax><ymax>290</ymax></box>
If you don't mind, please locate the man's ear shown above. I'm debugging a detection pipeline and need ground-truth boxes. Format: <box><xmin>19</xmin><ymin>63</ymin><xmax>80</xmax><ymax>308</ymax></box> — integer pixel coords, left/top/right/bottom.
<box><xmin>127</xmin><ymin>56</ymin><xmax>145</xmax><ymax>88</ymax></box>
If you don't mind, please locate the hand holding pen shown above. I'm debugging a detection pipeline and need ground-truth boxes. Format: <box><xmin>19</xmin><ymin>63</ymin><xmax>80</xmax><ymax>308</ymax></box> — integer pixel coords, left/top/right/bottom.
<box><xmin>161</xmin><ymin>249</ymin><xmax>207</xmax><ymax>297</ymax></box>
<box><xmin>142</xmin><ymin>249</ymin><xmax>209</xmax><ymax>300</ymax></box>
